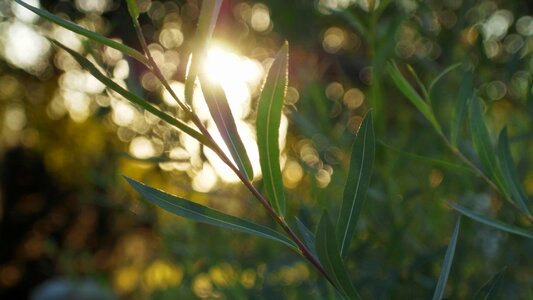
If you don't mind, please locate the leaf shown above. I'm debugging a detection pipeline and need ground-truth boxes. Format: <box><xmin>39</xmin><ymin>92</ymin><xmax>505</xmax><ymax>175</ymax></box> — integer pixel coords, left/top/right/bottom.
<box><xmin>14</xmin><ymin>0</ymin><xmax>148</xmax><ymax>66</ymax></box>
<box><xmin>199</xmin><ymin>74</ymin><xmax>254</xmax><ymax>180</ymax></box>
<box><xmin>316</xmin><ymin>211</ymin><xmax>361</xmax><ymax>300</ymax></box>
<box><xmin>336</xmin><ymin>111</ymin><xmax>375</xmax><ymax>259</ymax></box>
<box><xmin>407</xmin><ymin>64</ymin><xmax>429</xmax><ymax>100</ymax></box>
<box><xmin>468</xmin><ymin>95</ymin><xmax>507</xmax><ymax>195</ymax></box>
<box><xmin>295</xmin><ymin>217</ymin><xmax>317</xmax><ymax>258</ymax></box>
<box><xmin>125</xmin><ymin>0</ymin><xmax>140</xmax><ymax>20</ymax></box>
<box><xmin>428</xmin><ymin>63</ymin><xmax>462</xmax><ymax>95</ymax></box>
<box><xmin>474</xmin><ymin>268</ymin><xmax>506</xmax><ymax>300</ymax></box>
<box><xmin>497</xmin><ymin>128</ymin><xmax>532</xmax><ymax>214</ymax></box>
<box><xmin>256</xmin><ymin>43</ymin><xmax>289</xmax><ymax>216</ymax></box>
<box><xmin>185</xmin><ymin>0</ymin><xmax>223</xmax><ymax>105</ymax></box>
<box><xmin>387</xmin><ymin>61</ymin><xmax>442</xmax><ymax>134</ymax></box>
<box><xmin>449</xmin><ymin>202</ymin><xmax>533</xmax><ymax>239</ymax></box>
<box><xmin>125</xmin><ymin>177</ymin><xmax>298</xmax><ymax>250</ymax></box>
<box><xmin>432</xmin><ymin>218</ymin><xmax>461</xmax><ymax>300</ymax></box>
<box><xmin>450</xmin><ymin>69</ymin><xmax>473</xmax><ymax>147</ymax></box>
<box><xmin>53</xmin><ymin>41</ymin><xmax>210</xmax><ymax>147</ymax></box>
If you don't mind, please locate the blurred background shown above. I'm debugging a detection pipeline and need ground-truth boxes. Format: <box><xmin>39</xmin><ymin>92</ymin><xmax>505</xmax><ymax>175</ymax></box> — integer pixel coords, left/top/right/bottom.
<box><xmin>0</xmin><ymin>0</ymin><xmax>532</xmax><ymax>299</ymax></box>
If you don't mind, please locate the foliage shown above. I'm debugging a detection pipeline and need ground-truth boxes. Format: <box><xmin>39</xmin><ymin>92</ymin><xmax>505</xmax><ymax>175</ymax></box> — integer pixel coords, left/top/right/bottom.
<box><xmin>2</xmin><ymin>0</ymin><xmax>533</xmax><ymax>299</ymax></box>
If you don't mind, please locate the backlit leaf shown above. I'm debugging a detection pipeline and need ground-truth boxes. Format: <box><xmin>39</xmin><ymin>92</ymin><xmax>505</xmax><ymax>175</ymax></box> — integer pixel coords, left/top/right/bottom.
<box><xmin>14</xmin><ymin>0</ymin><xmax>149</xmax><ymax>66</ymax></box>
<box><xmin>256</xmin><ymin>43</ymin><xmax>289</xmax><ymax>216</ymax></box>
<box><xmin>185</xmin><ymin>0</ymin><xmax>223</xmax><ymax>105</ymax></box>
<box><xmin>54</xmin><ymin>41</ymin><xmax>210</xmax><ymax>147</ymax></box>
<box><xmin>336</xmin><ymin>111</ymin><xmax>375</xmax><ymax>259</ymax></box>
<box><xmin>126</xmin><ymin>177</ymin><xmax>298</xmax><ymax>250</ymax></box>
<box><xmin>199</xmin><ymin>74</ymin><xmax>254</xmax><ymax>180</ymax></box>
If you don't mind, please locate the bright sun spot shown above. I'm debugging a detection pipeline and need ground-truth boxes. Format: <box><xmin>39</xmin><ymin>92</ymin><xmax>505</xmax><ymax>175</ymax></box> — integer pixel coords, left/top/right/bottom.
<box><xmin>171</xmin><ymin>43</ymin><xmax>288</xmax><ymax>187</ymax></box>
<box><xmin>158</xmin><ymin>43</ymin><xmax>287</xmax><ymax>188</ymax></box>
<box><xmin>4</xmin><ymin>21</ymin><xmax>50</xmax><ymax>74</ymax></box>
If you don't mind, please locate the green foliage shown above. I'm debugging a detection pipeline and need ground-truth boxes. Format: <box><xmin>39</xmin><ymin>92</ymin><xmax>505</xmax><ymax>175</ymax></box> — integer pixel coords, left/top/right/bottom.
<box><xmin>125</xmin><ymin>177</ymin><xmax>298</xmax><ymax>250</ymax></box>
<box><xmin>316</xmin><ymin>211</ymin><xmax>361</xmax><ymax>300</ymax></box>
<box><xmin>336</xmin><ymin>111</ymin><xmax>375</xmax><ymax>259</ymax></box>
<box><xmin>199</xmin><ymin>75</ymin><xmax>254</xmax><ymax>180</ymax></box>
<box><xmin>8</xmin><ymin>0</ymin><xmax>533</xmax><ymax>298</ymax></box>
<box><xmin>449</xmin><ymin>203</ymin><xmax>533</xmax><ymax>239</ymax></box>
<box><xmin>185</xmin><ymin>0</ymin><xmax>223</xmax><ymax>105</ymax></box>
<box><xmin>256</xmin><ymin>43</ymin><xmax>289</xmax><ymax>216</ymax></box>
<box><xmin>432</xmin><ymin>218</ymin><xmax>461</xmax><ymax>300</ymax></box>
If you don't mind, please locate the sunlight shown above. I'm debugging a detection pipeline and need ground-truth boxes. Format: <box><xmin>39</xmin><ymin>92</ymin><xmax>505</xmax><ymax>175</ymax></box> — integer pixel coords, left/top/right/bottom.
<box><xmin>160</xmin><ymin>43</ymin><xmax>288</xmax><ymax>186</ymax></box>
<box><xmin>3</xmin><ymin>21</ymin><xmax>50</xmax><ymax>74</ymax></box>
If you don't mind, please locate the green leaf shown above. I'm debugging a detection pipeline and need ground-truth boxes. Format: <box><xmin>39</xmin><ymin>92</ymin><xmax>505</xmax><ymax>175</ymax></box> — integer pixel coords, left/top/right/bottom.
<box><xmin>125</xmin><ymin>0</ymin><xmax>140</xmax><ymax>20</ymax></box>
<box><xmin>14</xmin><ymin>0</ymin><xmax>148</xmax><ymax>66</ymax></box>
<box><xmin>428</xmin><ymin>63</ymin><xmax>462</xmax><ymax>95</ymax></box>
<box><xmin>295</xmin><ymin>217</ymin><xmax>317</xmax><ymax>258</ymax></box>
<box><xmin>256</xmin><ymin>43</ymin><xmax>289</xmax><ymax>216</ymax></box>
<box><xmin>432</xmin><ymin>218</ymin><xmax>461</xmax><ymax>300</ymax></box>
<box><xmin>474</xmin><ymin>268</ymin><xmax>506</xmax><ymax>300</ymax></box>
<box><xmin>407</xmin><ymin>64</ymin><xmax>429</xmax><ymax>100</ymax></box>
<box><xmin>387</xmin><ymin>61</ymin><xmax>442</xmax><ymax>134</ymax></box>
<box><xmin>468</xmin><ymin>95</ymin><xmax>507</xmax><ymax>195</ymax></box>
<box><xmin>449</xmin><ymin>202</ymin><xmax>533</xmax><ymax>239</ymax></box>
<box><xmin>53</xmin><ymin>40</ymin><xmax>210</xmax><ymax>147</ymax></box>
<box><xmin>185</xmin><ymin>0</ymin><xmax>223</xmax><ymax>105</ymax></box>
<box><xmin>336</xmin><ymin>111</ymin><xmax>375</xmax><ymax>259</ymax></box>
<box><xmin>125</xmin><ymin>177</ymin><xmax>298</xmax><ymax>250</ymax></box>
<box><xmin>497</xmin><ymin>128</ymin><xmax>532</xmax><ymax>214</ymax></box>
<box><xmin>450</xmin><ymin>69</ymin><xmax>473</xmax><ymax>147</ymax></box>
<box><xmin>316</xmin><ymin>211</ymin><xmax>361</xmax><ymax>300</ymax></box>
<box><xmin>199</xmin><ymin>74</ymin><xmax>254</xmax><ymax>180</ymax></box>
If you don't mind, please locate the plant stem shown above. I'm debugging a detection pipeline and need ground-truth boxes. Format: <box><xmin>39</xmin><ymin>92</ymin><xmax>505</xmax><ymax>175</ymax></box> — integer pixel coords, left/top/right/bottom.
<box><xmin>130</xmin><ymin>15</ymin><xmax>335</xmax><ymax>287</ymax></box>
<box><xmin>437</xmin><ymin>132</ymin><xmax>533</xmax><ymax>223</ymax></box>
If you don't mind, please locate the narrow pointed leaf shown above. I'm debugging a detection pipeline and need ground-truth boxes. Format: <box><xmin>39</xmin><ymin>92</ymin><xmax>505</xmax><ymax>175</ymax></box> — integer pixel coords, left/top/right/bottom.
<box><xmin>125</xmin><ymin>177</ymin><xmax>298</xmax><ymax>250</ymax></box>
<box><xmin>125</xmin><ymin>0</ymin><xmax>140</xmax><ymax>20</ymax></box>
<box><xmin>387</xmin><ymin>61</ymin><xmax>442</xmax><ymax>134</ymax></box>
<box><xmin>257</xmin><ymin>43</ymin><xmax>289</xmax><ymax>216</ymax></box>
<box><xmin>428</xmin><ymin>63</ymin><xmax>462</xmax><ymax>94</ymax></box>
<box><xmin>336</xmin><ymin>111</ymin><xmax>375</xmax><ymax>259</ymax></box>
<box><xmin>14</xmin><ymin>0</ymin><xmax>148</xmax><ymax>66</ymax></box>
<box><xmin>432</xmin><ymin>218</ymin><xmax>461</xmax><ymax>300</ymax></box>
<box><xmin>199</xmin><ymin>74</ymin><xmax>253</xmax><ymax>180</ymax></box>
<box><xmin>450</xmin><ymin>69</ymin><xmax>473</xmax><ymax>147</ymax></box>
<box><xmin>54</xmin><ymin>41</ymin><xmax>209</xmax><ymax>147</ymax></box>
<box><xmin>295</xmin><ymin>217</ymin><xmax>317</xmax><ymax>258</ymax></box>
<box><xmin>449</xmin><ymin>202</ymin><xmax>533</xmax><ymax>239</ymax></box>
<box><xmin>469</xmin><ymin>96</ymin><xmax>508</xmax><ymax>194</ymax></box>
<box><xmin>185</xmin><ymin>0</ymin><xmax>223</xmax><ymax>105</ymax></box>
<box><xmin>474</xmin><ymin>268</ymin><xmax>506</xmax><ymax>300</ymax></box>
<box><xmin>316</xmin><ymin>212</ymin><xmax>361</xmax><ymax>300</ymax></box>
<box><xmin>497</xmin><ymin>128</ymin><xmax>531</xmax><ymax>214</ymax></box>
<box><xmin>407</xmin><ymin>64</ymin><xmax>429</xmax><ymax>100</ymax></box>
<box><xmin>469</xmin><ymin>95</ymin><xmax>497</xmax><ymax>174</ymax></box>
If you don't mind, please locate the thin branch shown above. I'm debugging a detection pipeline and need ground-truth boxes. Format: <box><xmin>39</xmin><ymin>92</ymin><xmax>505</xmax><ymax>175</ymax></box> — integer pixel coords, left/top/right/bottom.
<box><xmin>129</xmin><ymin>14</ymin><xmax>334</xmax><ymax>286</ymax></box>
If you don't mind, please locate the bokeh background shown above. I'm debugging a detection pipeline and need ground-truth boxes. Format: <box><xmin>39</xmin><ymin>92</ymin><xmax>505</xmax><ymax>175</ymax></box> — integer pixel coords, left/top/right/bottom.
<box><xmin>0</xmin><ymin>0</ymin><xmax>532</xmax><ymax>299</ymax></box>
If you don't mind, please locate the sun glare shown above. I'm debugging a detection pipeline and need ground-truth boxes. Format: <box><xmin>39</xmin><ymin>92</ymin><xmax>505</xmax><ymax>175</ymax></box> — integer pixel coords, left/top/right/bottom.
<box><xmin>172</xmin><ymin>43</ymin><xmax>288</xmax><ymax>187</ymax></box>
